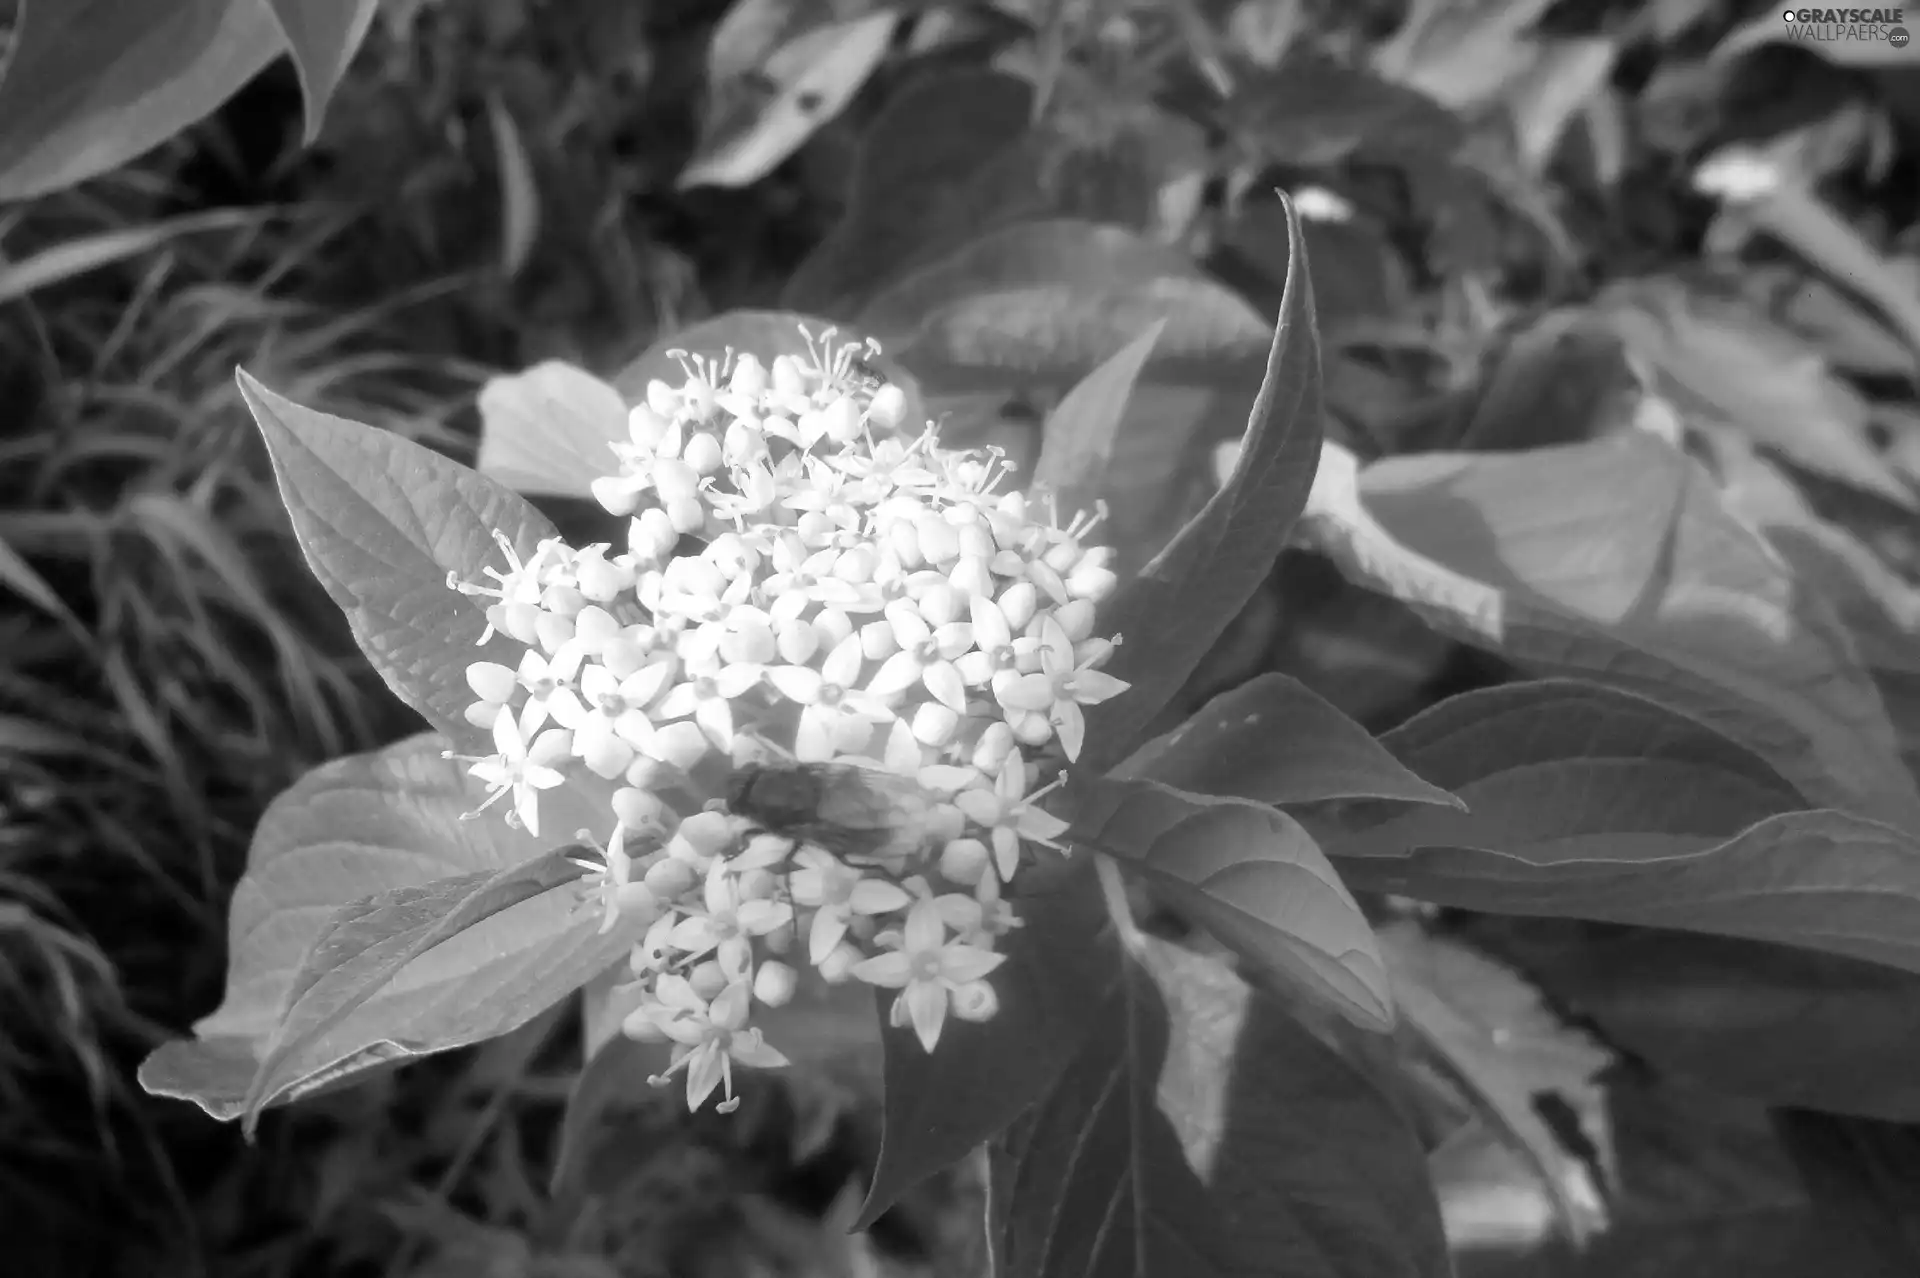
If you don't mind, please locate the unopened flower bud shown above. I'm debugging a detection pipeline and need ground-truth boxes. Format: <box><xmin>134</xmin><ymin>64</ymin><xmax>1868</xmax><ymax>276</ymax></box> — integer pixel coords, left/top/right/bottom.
<box><xmin>754</xmin><ymin>960</ymin><xmax>797</xmax><ymax>1007</ymax></box>
<box><xmin>644</xmin><ymin>856</ymin><xmax>698</xmax><ymax>899</ymax></box>
<box><xmin>534</xmin><ymin>611</ymin><xmax>575</xmax><ymax>654</ymax></box>
<box><xmin>612</xmin><ymin>786</ymin><xmax>670</xmax><ymax>832</ymax></box>
<box><xmin>622</xmin><ymin>1006</ymin><xmax>670</xmax><ymax>1042</ymax></box>
<box><xmin>867</xmin><ymin>383</ymin><xmax>907</xmax><ymax>431</ymax></box>
<box><xmin>818</xmin><ymin>942</ymin><xmax>864</xmax><ymax>984</ymax></box>
<box><xmin>682</xmin><ymin>431</ymin><xmax>724</xmax><ymax>475</ymax></box>
<box><xmin>939</xmin><ymin>837</ymin><xmax>990</xmax><ymax>884</ymax></box>
<box><xmin>952</xmin><ymin>980</ymin><xmax>999</xmax><ymax>1022</ymax></box>
<box><xmin>628</xmin><ymin>404</ymin><xmax>671</xmax><ymax>450</ymax></box>
<box><xmin>688</xmin><ymin>959</ymin><xmax>729</xmax><ymax>1000</ymax></box>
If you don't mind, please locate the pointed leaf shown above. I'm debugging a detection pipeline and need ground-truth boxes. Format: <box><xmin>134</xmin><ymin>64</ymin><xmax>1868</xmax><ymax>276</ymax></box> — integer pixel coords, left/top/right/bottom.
<box><xmin>679</xmin><ymin>8</ymin><xmax>901</xmax><ymax>191</ymax></box>
<box><xmin>991</xmin><ymin>938</ymin><xmax>1448</xmax><ymax>1278</ymax></box>
<box><xmin>486</xmin><ymin>92</ymin><xmax>540</xmax><ymax>278</ymax></box>
<box><xmin>137</xmin><ymin>733</ymin><xmax>622</xmax><ymax>1118</ymax></box>
<box><xmin>858</xmin><ymin>856</ymin><xmax>1117</xmax><ymax>1228</ymax></box>
<box><xmin>1071</xmin><ymin>777</ymin><xmax>1393</xmax><ymax>1031</ymax></box>
<box><xmin>1117</xmin><ymin>672</ymin><xmax>1463</xmax><ymax>809</ymax></box>
<box><xmin>475</xmin><ymin>361</ymin><xmax>631</xmax><ymax>499</ymax></box>
<box><xmin>1300</xmin><ymin>432</ymin><xmax>1920</xmax><ymax>831</ymax></box>
<box><xmin>240</xmin><ymin>851</ymin><xmax>590</xmax><ymax>1133</ymax></box>
<box><xmin>1030</xmin><ymin>318</ymin><xmax>1166</xmax><ymax>512</ymax></box>
<box><xmin>263</xmin><ymin>0</ymin><xmax>378</xmax><ymax>142</ymax></box>
<box><xmin>1080</xmin><ymin>197</ymin><xmax>1325</xmax><ymax>773</ymax></box>
<box><xmin>0</xmin><ymin>0</ymin><xmax>285</xmax><ymax>200</ymax></box>
<box><xmin>238</xmin><ymin>371</ymin><xmax>562</xmax><ymax>746</ymax></box>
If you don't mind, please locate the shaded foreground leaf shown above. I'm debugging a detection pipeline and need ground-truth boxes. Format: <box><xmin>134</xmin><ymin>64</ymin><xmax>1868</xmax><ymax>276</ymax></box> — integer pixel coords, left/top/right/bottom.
<box><xmin>1300</xmin><ymin>432</ymin><xmax>1920</xmax><ymax>831</ymax></box>
<box><xmin>1080</xmin><ymin>196</ymin><xmax>1325</xmax><ymax>773</ymax></box>
<box><xmin>239</xmin><ymin>372</ymin><xmax>563</xmax><ymax>746</ymax></box>
<box><xmin>240</xmin><ymin>851</ymin><xmax>590</xmax><ymax>1133</ymax></box>
<box><xmin>1071</xmin><ymin>777</ymin><xmax>1393</xmax><ymax>1031</ymax></box>
<box><xmin>138</xmin><ymin>734</ymin><xmax>622</xmax><ymax>1118</ymax></box>
<box><xmin>1117</xmin><ymin>672</ymin><xmax>1462</xmax><ymax>809</ymax></box>
<box><xmin>991</xmin><ymin>938</ymin><xmax>1448</xmax><ymax>1278</ymax></box>
<box><xmin>858</xmin><ymin>856</ymin><xmax>1117</xmax><ymax>1228</ymax></box>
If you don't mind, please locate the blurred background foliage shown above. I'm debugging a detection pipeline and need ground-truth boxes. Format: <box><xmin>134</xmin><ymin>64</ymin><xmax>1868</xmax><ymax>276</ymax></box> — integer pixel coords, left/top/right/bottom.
<box><xmin>5</xmin><ymin>0</ymin><xmax>1920</xmax><ymax>1274</ymax></box>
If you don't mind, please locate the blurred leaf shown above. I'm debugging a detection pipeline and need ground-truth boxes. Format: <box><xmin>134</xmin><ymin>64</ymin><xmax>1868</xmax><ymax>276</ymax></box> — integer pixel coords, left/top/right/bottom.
<box><xmin>475</xmin><ymin>361</ymin><xmax>629</xmax><ymax>500</ymax></box>
<box><xmin>240</xmin><ymin>851</ymin><xmax>593</xmax><ymax>1133</ymax></box>
<box><xmin>1070</xmin><ymin>778</ymin><xmax>1394</xmax><ymax>1032</ymax></box>
<box><xmin>1751</xmin><ymin>264</ymin><xmax>1914</xmax><ymax>377</ymax></box>
<box><xmin>1475</xmin><ymin>921</ymin><xmax>1920</xmax><ymax>1122</ymax></box>
<box><xmin>990</xmin><ymin>937</ymin><xmax>1449</xmax><ymax>1278</ymax></box>
<box><xmin>857</xmin><ymin>219</ymin><xmax>1195</xmax><ymax>353</ymax></box>
<box><xmin>679</xmin><ymin>7</ymin><xmax>901</xmax><ymax>190</ymax></box>
<box><xmin>783</xmin><ymin>68</ymin><xmax>1042</xmax><ymax>318</ymax></box>
<box><xmin>0</xmin><ymin>208</ymin><xmax>261</xmax><ymax>303</ymax></box>
<box><xmin>1299</xmin><ymin>434</ymin><xmax>1920</xmax><ymax>830</ymax></box>
<box><xmin>139</xmin><ymin>734</ymin><xmax>627</xmax><ymax>1118</ymax></box>
<box><xmin>1504</xmin><ymin>38</ymin><xmax>1618</xmax><ymax>173</ymax></box>
<box><xmin>858</xmin><ymin>856</ymin><xmax>1116</xmax><ymax>1228</ymax></box>
<box><xmin>1380</xmin><ymin>923</ymin><xmax>1612</xmax><ymax>1247</ymax></box>
<box><xmin>1329</xmin><ymin>680</ymin><xmax>1920</xmax><ymax>978</ymax></box>
<box><xmin>1599</xmin><ymin>277</ymin><xmax>1914</xmax><ymax>508</ymax></box>
<box><xmin>0</xmin><ymin>0</ymin><xmax>285</xmax><ymax>200</ymax></box>
<box><xmin>1117</xmin><ymin>672</ymin><xmax>1463</xmax><ymax>810</ymax></box>
<box><xmin>263</xmin><ymin>0</ymin><xmax>378</xmax><ymax>142</ymax></box>
<box><xmin>1372</xmin><ymin>0</ymin><xmax>1557</xmax><ymax>108</ymax></box>
<box><xmin>1451</xmin><ymin>308</ymin><xmax>1648</xmax><ymax>451</ymax></box>
<box><xmin>485</xmin><ymin>92</ymin><xmax>539</xmax><ymax>278</ymax></box>
<box><xmin>1030</xmin><ymin>317</ymin><xmax>1165</xmax><ymax>513</ymax></box>
<box><xmin>1706</xmin><ymin>161</ymin><xmax>1920</xmax><ymax>365</ymax></box>
<box><xmin>237</xmin><ymin>371</ymin><xmax>562</xmax><ymax>748</ymax></box>
<box><xmin>1081</xmin><ymin>197</ymin><xmax>1324</xmax><ymax>774</ymax></box>
<box><xmin>1228</xmin><ymin>45</ymin><xmax>1467</xmax><ymax>167</ymax></box>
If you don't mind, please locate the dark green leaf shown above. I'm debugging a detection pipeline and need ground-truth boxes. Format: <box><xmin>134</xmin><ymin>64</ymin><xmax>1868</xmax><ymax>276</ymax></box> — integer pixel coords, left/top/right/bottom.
<box><xmin>1452</xmin><ymin>308</ymin><xmax>1647</xmax><ymax>451</ymax></box>
<box><xmin>991</xmin><ymin>938</ymin><xmax>1448</xmax><ymax>1278</ymax></box>
<box><xmin>782</xmin><ymin>69</ymin><xmax>1043</xmax><ymax>319</ymax></box>
<box><xmin>263</xmin><ymin>0</ymin><xmax>377</xmax><ymax>142</ymax></box>
<box><xmin>855</xmin><ymin>220</ymin><xmax>1197</xmax><ymax>356</ymax></box>
<box><xmin>0</xmin><ymin>0</ymin><xmax>285</xmax><ymax>200</ymax></box>
<box><xmin>858</xmin><ymin>856</ymin><xmax>1117</xmax><ymax>1228</ymax></box>
<box><xmin>137</xmin><ymin>733</ymin><xmax>622</xmax><ymax>1118</ymax></box>
<box><xmin>1030</xmin><ymin>318</ymin><xmax>1167</xmax><ymax>513</ymax></box>
<box><xmin>1300</xmin><ymin>432</ymin><xmax>1920</xmax><ymax>831</ymax></box>
<box><xmin>1116</xmin><ymin>672</ymin><xmax>1463</xmax><ymax>809</ymax></box>
<box><xmin>1071</xmin><ymin>778</ymin><xmax>1392</xmax><ymax>1031</ymax></box>
<box><xmin>1227</xmin><ymin>45</ymin><xmax>1467</xmax><ymax>167</ymax></box>
<box><xmin>240</xmin><ymin>851</ymin><xmax>590</xmax><ymax>1134</ymax></box>
<box><xmin>1080</xmin><ymin>196</ymin><xmax>1325</xmax><ymax>773</ymax></box>
<box><xmin>238</xmin><ymin>371</ymin><xmax>561</xmax><ymax>746</ymax></box>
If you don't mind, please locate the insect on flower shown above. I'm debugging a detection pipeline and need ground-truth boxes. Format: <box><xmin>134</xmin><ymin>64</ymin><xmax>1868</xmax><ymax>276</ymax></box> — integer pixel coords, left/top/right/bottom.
<box><xmin>724</xmin><ymin>760</ymin><xmax>940</xmax><ymax>864</ymax></box>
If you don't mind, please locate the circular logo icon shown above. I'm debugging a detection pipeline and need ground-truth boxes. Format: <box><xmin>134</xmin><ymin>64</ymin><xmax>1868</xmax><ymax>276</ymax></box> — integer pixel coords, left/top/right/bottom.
<box><xmin>1891</xmin><ymin>25</ymin><xmax>1911</xmax><ymax>47</ymax></box>
<box><xmin>1782</xmin><ymin>8</ymin><xmax>1796</xmax><ymax>19</ymax></box>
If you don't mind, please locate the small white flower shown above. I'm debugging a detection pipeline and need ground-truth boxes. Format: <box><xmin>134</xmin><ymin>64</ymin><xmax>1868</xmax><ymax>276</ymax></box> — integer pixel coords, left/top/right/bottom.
<box><xmin>466</xmin><ymin>709</ymin><xmax>567</xmax><ymax>836</ymax></box>
<box><xmin>632</xmin><ymin>977</ymin><xmax>789</xmax><ymax>1112</ymax></box>
<box><xmin>996</xmin><ymin>616</ymin><xmax>1128</xmax><ymax>761</ymax></box>
<box><xmin>766</xmin><ymin>635</ymin><xmax>895</xmax><ymax>761</ymax></box>
<box><xmin>953</xmin><ymin>754</ymin><xmax>1071</xmax><ymax>882</ymax></box>
<box><xmin>668</xmin><ymin>862</ymin><xmax>794</xmax><ymax>980</ymax></box>
<box><xmin>866</xmin><ymin>601</ymin><xmax>972</xmax><ymax>712</ymax></box>
<box><xmin>851</xmin><ymin>897</ymin><xmax>1007</xmax><ymax>1053</ymax></box>
<box><xmin>789</xmin><ymin>847</ymin><xmax>913</xmax><ymax>963</ymax></box>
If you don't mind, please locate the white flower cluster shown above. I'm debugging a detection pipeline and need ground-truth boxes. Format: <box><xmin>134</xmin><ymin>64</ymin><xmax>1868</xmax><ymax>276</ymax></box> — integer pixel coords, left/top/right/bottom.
<box><xmin>447</xmin><ymin>329</ymin><xmax>1128</xmax><ymax>1112</ymax></box>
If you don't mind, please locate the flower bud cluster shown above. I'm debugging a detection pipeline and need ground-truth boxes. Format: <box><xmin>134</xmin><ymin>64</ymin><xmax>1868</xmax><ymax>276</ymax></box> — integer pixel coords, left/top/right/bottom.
<box><xmin>447</xmin><ymin>329</ymin><xmax>1128</xmax><ymax>1111</ymax></box>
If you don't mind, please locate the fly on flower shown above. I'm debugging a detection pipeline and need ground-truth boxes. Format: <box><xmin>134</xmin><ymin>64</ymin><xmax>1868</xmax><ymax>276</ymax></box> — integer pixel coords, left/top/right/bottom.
<box><xmin>725</xmin><ymin>760</ymin><xmax>940</xmax><ymax>863</ymax></box>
